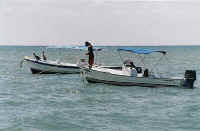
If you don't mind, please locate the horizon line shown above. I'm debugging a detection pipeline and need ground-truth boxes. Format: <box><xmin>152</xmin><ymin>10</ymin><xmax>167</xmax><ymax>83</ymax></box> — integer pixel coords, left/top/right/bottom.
<box><xmin>0</xmin><ymin>44</ymin><xmax>200</xmax><ymax>46</ymax></box>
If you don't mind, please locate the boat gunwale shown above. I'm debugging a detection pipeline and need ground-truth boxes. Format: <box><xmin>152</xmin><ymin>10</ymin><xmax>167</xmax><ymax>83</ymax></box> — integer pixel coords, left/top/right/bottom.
<box><xmin>24</xmin><ymin>57</ymin><xmax>80</xmax><ymax>69</ymax></box>
<box><xmin>85</xmin><ymin>67</ymin><xmax>184</xmax><ymax>81</ymax></box>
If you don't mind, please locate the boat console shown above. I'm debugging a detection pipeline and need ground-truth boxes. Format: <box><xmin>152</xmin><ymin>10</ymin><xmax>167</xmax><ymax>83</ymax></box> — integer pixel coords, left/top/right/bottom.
<box><xmin>123</xmin><ymin>60</ymin><xmax>145</xmax><ymax>77</ymax></box>
<box><xmin>123</xmin><ymin>60</ymin><xmax>136</xmax><ymax>68</ymax></box>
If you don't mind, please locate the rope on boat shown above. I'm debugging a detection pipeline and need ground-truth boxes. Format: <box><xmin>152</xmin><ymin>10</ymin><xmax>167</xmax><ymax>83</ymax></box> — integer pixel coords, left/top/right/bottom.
<box><xmin>80</xmin><ymin>67</ymin><xmax>87</xmax><ymax>88</ymax></box>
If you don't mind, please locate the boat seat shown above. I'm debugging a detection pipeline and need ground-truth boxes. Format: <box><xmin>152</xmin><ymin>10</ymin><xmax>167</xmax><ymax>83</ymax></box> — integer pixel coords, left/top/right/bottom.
<box><xmin>137</xmin><ymin>73</ymin><xmax>143</xmax><ymax>77</ymax></box>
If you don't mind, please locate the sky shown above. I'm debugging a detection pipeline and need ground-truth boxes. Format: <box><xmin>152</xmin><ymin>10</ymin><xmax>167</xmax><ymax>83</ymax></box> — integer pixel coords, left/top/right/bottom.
<box><xmin>1</xmin><ymin>0</ymin><xmax>200</xmax><ymax>46</ymax></box>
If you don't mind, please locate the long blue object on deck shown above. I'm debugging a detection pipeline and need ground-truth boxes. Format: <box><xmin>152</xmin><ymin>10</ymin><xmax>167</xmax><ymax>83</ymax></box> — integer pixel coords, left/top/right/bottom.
<box><xmin>118</xmin><ymin>47</ymin><xmax>166</xmax><ymax>54</ymax></box>
<box><xmin>73</xmin><ymin>46</ymin><xmax>103</xmax><ymax>51</ymax></box>
<box><xmin>47</xmin><ymin>46</ymin><xmax>103</xmax><ymax>51</ymax></box>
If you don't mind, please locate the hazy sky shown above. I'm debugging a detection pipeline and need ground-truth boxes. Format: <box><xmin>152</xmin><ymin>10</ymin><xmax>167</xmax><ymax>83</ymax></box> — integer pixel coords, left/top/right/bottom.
<box><xmin>1</xmin><ymin>0</ymin><xmax>200</xmax><ymax>45</ymax></box>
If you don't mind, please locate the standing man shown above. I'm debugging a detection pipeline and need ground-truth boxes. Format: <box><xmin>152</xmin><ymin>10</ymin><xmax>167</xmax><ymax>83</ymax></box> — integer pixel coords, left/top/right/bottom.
<box><xmin>42</xmin><ymin>51</ymin><xmax>47</xmax><ymax>60</ymax></box>
<box><xmin>85</xmin><ymin>41</ymin><xmax>94</xmax><ymax>69</ymax></box>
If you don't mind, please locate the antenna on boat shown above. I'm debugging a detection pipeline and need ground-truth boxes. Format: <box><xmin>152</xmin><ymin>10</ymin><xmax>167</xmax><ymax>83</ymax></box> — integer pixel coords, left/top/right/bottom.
<box><xmin>80</xmin><ymin>67</ymin><xmax>87</xmax><ymax>88</ymax></box>
<box><xmin>95</xmin><ymin>51</ymin><xmax>98</xmax><ymax>65</ymax></box>
<box><xmin>118</xmin><ymin>49</ymin><xmax>124</xmax><ymax>65</ymax></box>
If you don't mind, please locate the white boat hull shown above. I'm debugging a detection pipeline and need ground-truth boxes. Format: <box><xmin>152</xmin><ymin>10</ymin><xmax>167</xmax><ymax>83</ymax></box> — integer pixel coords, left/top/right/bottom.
<box><xmin>23</xmin><ymin>56</ymin><xmax>121</xmax><ymax>74</ymax></box>
<box><xmin>82</xmin><ymin>67</ymin><xmax>194</xmax><ymax>88</ymax></box>
<box><xmin>24</xmin><ymin>57</ymin><xmax>80</xmax><ymax>74</ymax></box>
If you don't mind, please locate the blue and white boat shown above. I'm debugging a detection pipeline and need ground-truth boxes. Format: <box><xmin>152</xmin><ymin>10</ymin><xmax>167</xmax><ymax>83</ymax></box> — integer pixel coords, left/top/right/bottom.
<box><xmin>82</xmin><ymin>47</ymin><xmax>196</xmax><ymax>88</ymax></box>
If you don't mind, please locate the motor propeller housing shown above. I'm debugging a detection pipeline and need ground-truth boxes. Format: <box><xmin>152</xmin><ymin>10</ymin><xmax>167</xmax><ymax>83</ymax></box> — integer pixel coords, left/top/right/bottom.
<box><xmin>184</xmin><ymin>70</ymin><xmax>196</xmax><ymax>88</ymax></box>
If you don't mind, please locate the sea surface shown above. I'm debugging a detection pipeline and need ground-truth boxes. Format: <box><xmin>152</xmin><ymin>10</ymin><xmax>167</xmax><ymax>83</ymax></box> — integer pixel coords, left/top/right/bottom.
<box><xmin>0</xmin><ymin>46</ymin><xmax>200</xmax><ymax>131</ymax></box>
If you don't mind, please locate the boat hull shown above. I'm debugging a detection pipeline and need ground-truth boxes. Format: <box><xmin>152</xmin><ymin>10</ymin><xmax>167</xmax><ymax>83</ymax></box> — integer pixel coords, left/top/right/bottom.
<box><xmin>24</xmin><ymin>57</ymin><xmax>80</xmax><ymax>74</ymax></box>
<box><xmin>24</xmin><ymin>57</ymin><xmax>121</xmax><ymax>74</ymax></box>
<box><xmin>83</xmin><ymin>68</ymin><xmax>185</xmax><ymax>88</ymax></box>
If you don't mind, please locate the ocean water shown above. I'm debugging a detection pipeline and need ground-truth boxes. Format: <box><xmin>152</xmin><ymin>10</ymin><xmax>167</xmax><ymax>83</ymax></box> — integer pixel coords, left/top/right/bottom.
<box><xmin>0</xmin><ymin>46</ymin><xmax>200</xmax><ymax>131</ymax></box>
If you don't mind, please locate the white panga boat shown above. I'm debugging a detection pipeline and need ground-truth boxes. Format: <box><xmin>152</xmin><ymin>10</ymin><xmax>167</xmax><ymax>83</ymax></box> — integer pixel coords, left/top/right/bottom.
<box><xmin>23</xmin><ymin>56</ymin><xmax>120</xmax><ymax>74</ymax></box>
<box><xmin>23</xmin><ymin>56</ymin><xmax>81</xmax><ymax>74</ymax></box>
<box><xmin>22</xmin><ymin>46</ymin><xmax>120</xmax><ymax>74</ymax></box>
<box><xmin>21</xmin><ymin>46</ymin><xmax>89</xmax><ymax>74</ymax></box>
<box><xmin>82</xmin><ymin>47</ymin><xmax>196</xmax><ymax>88</ymax></box>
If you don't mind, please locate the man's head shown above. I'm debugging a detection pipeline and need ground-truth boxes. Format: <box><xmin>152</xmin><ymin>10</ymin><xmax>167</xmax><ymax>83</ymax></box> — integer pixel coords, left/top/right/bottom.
<box><xmin>85</xmin><ymin>41</ymin><xmax>91</xmax><ymax>46</ymax></box>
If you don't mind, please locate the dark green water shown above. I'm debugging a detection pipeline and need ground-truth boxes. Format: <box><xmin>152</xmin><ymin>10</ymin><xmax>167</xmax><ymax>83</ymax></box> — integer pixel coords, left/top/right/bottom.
<box><xmin>0</xmin><ymin>46</ymin><xmax>200</xmax><ymax>131</ymax></box>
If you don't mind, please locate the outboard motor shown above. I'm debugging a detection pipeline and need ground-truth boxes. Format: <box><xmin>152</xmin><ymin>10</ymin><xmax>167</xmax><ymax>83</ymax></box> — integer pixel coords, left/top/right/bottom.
<box><xmin>184</xmin><ymin>70</ymin><xmax>196</xmax><ymax>88</ymax></box>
